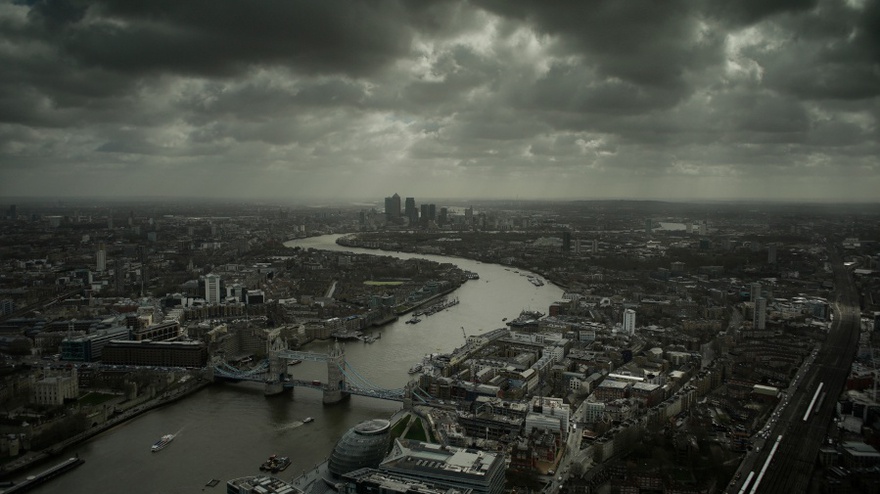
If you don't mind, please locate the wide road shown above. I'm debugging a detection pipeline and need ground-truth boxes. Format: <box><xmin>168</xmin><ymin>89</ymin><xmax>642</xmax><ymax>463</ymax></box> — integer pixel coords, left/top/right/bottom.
<box><xmin>744</xmin><ymin>245</ymin><xmax>861</xmax><ymax>494</ymax></box>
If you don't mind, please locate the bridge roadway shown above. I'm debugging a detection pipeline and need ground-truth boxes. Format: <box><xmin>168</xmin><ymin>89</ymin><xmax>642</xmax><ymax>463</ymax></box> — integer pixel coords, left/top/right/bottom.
<box><xmin>729</xmin><ymin>245</ymin><xmax>861</xmax><ymax>494</ymax></box>
<box><xmin>212</xmin><ymin>349</ymin><xmax>409</xmax><ymax>402</ymax></box>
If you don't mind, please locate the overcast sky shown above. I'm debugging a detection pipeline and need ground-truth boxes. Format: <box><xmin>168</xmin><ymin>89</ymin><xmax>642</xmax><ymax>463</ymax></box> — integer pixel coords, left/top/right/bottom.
<box><xmin>1</xmin><ymin>0</ymin><xmax>878</xmax><ymax>203</ymax></box>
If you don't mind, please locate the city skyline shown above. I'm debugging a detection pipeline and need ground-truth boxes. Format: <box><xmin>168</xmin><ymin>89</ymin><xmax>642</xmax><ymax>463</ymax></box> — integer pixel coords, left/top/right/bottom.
<box><xmin>1</xmin><ymin>0</ymin><xmax>878</xmax><ymax>202</ymax></box>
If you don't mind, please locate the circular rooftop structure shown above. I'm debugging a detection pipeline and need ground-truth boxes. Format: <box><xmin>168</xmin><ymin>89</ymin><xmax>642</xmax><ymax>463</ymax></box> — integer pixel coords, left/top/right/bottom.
<box><xmin>327</xmin><ymin>419</ymin><xmax>392</xmax><ymax>479</ymax></box>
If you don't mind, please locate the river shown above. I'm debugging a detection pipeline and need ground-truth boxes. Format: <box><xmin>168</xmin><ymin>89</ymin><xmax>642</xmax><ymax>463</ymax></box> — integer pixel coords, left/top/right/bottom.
<box><xmin>21</xmin><ymin>234</ymin><xmax>563</xmax><ymax>494</ymax></box>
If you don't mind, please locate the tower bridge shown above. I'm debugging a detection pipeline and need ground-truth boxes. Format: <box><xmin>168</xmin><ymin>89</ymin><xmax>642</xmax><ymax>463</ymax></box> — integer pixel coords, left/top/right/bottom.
<box><xmin>210</xmin><ymin>341</ymin><xmax>428</xmax><ymax>406</ymax></box>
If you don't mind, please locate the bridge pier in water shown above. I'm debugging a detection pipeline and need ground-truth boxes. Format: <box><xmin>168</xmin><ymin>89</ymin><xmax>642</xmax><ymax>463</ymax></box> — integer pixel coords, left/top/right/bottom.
<box><xmin>323</xmin><ymin>343</ymin><xmax>350</xmax><ymax>404</ymax></box>
<box><xmin>264</xmin><ymin>350</ymin><xmax>289</xmax><ymax>397</ymax></box>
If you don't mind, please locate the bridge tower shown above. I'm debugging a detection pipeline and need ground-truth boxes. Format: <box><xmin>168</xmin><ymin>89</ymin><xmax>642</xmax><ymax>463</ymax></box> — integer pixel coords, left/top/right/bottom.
<box><xmin>323</xmin><ymin>342</ymin><xmax>350</xmax><ymax>404</ymax></box>
<box><xmin>264</xmin><ymin>328</ymin><xmax>289</xmax><ymax>396</ymax></box>
<box><xmin>264</xmin><ymin>353</ymin><xmax>287</xmax><ymax>396</ymax></box>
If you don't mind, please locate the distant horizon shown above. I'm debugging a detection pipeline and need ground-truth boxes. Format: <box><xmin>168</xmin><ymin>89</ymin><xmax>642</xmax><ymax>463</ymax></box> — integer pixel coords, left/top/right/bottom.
<box><xmin>2</xmin><ymin>194</ymin><xmax>879</xmax><ymax>208</ymax></box>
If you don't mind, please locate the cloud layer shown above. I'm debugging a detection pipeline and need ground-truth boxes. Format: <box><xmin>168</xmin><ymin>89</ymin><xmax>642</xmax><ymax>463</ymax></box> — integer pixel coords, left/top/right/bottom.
<box><xmin>1</xmin><ymin>0</ymin><xmax>878</xmax><ymax>202</ymax></box>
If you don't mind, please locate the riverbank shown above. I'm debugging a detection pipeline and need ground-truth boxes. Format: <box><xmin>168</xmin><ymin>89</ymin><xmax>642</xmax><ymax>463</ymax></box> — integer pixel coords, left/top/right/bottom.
<box><xmin>333</xmin><ymin>233</ymin><xmax>571</xmax><ymax>292</ymax></box>
<box><xmin>0</xmin><ymin>379</ymin><xmax>213</xmax><ymax>481</ymax></box>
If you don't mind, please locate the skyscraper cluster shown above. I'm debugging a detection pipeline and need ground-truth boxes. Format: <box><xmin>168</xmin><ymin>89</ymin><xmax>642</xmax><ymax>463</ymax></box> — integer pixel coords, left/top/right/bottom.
<box><xmin>383</xmin><ymin>193</ymin><xmax>441</xmax><ymax>228</ymax></box>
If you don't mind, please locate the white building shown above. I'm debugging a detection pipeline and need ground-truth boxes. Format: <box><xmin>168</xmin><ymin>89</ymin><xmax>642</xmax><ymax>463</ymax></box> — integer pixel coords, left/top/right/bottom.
<box><xmin>623</xmin><ymin>309</ymin><xmax>636</xmax><ymax>336</ymax></box>
<box><xmin>205</xmin><ymin>273</ymin><xmax>222</xmax><ymax>305</ymax></box>
<box><xmin>96</xmin><ymin>243</ymin><xmax>106</xmax><ymax>272</ymax></box>
<box><xmin>525</xmin><ymin>397</ymin><xmax>570</xmax><ymax>434</ymax></box>
<box><xmin>32</xmin><ymin>369</ymin><xmax>78</xmax><ymax>405</ymax></box>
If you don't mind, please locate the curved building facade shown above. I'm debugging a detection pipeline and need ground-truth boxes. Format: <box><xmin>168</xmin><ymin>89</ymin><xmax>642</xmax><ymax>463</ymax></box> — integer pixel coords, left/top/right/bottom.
<box><xmin>327</xmin><ymin>419</ymin><xmax>392</xmax><ymax>479</ymax></box>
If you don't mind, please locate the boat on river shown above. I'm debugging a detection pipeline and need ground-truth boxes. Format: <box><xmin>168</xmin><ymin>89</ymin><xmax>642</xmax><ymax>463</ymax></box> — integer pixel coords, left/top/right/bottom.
<box><xmin>151</xmin><ymin>434</ymin><xmax>174</xmax><ymax>452</ymax></box>
<box><xmin>260</xmin><ymin>454</ymin><xmax>291</xmax><ymax>473</ymax></box>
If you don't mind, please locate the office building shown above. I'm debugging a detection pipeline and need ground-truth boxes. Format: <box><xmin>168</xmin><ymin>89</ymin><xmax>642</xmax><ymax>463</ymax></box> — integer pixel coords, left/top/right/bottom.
<box><xmin>385</xmin><ymin>193</ymin><xmax>401</xmax><ymax>222</ymax></box>
<box><xmin>419</xmin><ymin>204</ymin><xmax>437</xmax><ymax>227</ymax></box>
<box><xmin>623</xmin><ymin>308</ymin><xmax>636</xmax><ymax>336</ymax></box>
<box><xmin>205</xmin><ymin>273</ymin><xmax>222</xmax><ymax>305</ymax></box>
<box><xmin>61</xmin><ymin>325</ymin><xmax>129</xmax><ymax>361</ymax></box>
<box><xmin>753</xmin><ymin>297</ymin><xmax>767</xmax><ymax>330</ymax></box>
<box><xmin>102</xmin><ymin>340</ymin><xmax>207</xmax><ymax>367</ymax></box>
<box><xmin>404</xmin><ymin>197</ymin><xmax>418</xmax><ymax>225</ymax></box>
<box><xmin>525</xmin><ymin>396</ymin><xmax>571</xmax><ymax>435</ymax></box>
<box><xmin>562</xmin><ymin>231</ymin><xmax>571</xmax><ymax>252</ymax></box>
<box><xmin>750</xmin><ymin>282</ymin><xmax>762</xmax><ymax>302</ymax></box>
<box><xmin>380</xmin><ymin>439</ymin><xmax>506</xmax><ymax>494</ymax></box>
<box><xmin>645</xmin><ymin>218</ymin><xmax>652</xmax><ymax>235</ymax></box>
<box><xmin>96</xmin><ymin>243</ymin><xmax>107</xmax><ymax>272</ymax></box>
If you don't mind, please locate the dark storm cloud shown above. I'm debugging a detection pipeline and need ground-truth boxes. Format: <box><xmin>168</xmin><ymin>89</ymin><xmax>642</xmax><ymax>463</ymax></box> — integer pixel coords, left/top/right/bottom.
<box><xmin>1</xmin><ymin>0</ymin><xmax>878</xmax><ymax>201</ymax></box>
<box><xmin>705</xmin><ymin>0</ymin><xmax>820</xmax><ymax>26</ymax></box>
<box><xmin>476</xmin><ymin>0</ymin><xmax>723</xmax><ymax>90</ymax></box>
<box><xmin>24</xmin><ymin>0</ymin><xmax>423</xmax><ymax>78</ymax></box>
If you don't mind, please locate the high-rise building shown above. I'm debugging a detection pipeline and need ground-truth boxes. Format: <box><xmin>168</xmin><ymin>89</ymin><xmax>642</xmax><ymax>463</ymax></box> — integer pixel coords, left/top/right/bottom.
<box><xmin>114</xmin><ymin>260</ymin><xmax>126</xmax><ymax>294</ymax></box>
<box><xmin>205</xmin><ymin>274</ymin><xmax>222</xmax><ymax>305</ymax></box>
<box><xmin>7</xmin><ymin>205</ymin><xmax>16</xmax><ymax>221</ymax></box>
<box><xmin>645</xmin><ymin>218</ymin><xmax>652</xmax><ymax>235</ymax></box>
<box><xmin>753</xmin><ymin>297</ymin><xmax>767</xmax><ymax>330</ymax></box>
<box><xmin>419</xmin><ymin>203</ymin><xmax>436</xmax><ymax>227</ymax></box>
<box><xmin>767</xmin><ymin>244</ymin><xmax>777</xmax><ymax>264</ymax></box>
<box><xmin>750</xmin><ymin>282</ymin><xmax>762</xmax><ymax>302</ymax></box>
<box><xmin>96</xmin><ymin>243</ymin><xmax>106</xmax><ymax>272</ymax></box>
<box><xmin>404</xmin><ymin>197</ymin><xmax>417</xmax><ymax>225</ymax></box>
<box><xmin>384</xmin><ymin>193</ymin><xmax>401</xmax><ymax>222</ymax></box>
<box><xmin>592</xmin><ymin>239</ymin><xmax>599</xmax><ymax>254</ymax></box>
<box><xmin>623</xmin><ymin>309</ymin><xmax>636</xmax><ymax>336</ymax></box>
<box><xmin>438</xmin><ymin>207</ymin><xmax>448</xmax><ymax>227</ymax></box>
<box><xmin>562</xmin><ymin>231</ymin><xmax>571</xmax><ymax>252</ymax></box>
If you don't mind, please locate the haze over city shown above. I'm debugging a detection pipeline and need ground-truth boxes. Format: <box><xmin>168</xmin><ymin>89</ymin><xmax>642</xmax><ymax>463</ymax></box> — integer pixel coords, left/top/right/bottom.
<box><xmin>1</xmin><ymin>0</ymin><xmax>878</xmax><ymax>202</ymax></box>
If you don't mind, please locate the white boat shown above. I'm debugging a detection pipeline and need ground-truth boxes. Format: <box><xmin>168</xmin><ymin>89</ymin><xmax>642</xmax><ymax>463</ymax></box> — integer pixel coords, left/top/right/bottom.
<box><xmin>408</xmin><ymin>363</ymin><xmax>423</xmax><ymax>374</ymax></box>
<box><xmin>151</xmin><ymin>434</ymin><xmax>175</xmax><ymax>452</ymax></box>
<box><xmin>303</xmin><ymin>417</ymin><xmax>314</xmax><ymax>423</ymax></box>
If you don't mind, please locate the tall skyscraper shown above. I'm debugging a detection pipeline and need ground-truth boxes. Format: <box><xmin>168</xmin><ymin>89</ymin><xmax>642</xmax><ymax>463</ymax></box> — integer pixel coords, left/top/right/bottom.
<box><xmin>750</xmin><ymin>282</ymin><xmax>762</xmax><ymax>302</ymax></box>
<box><xmin>205</xmin><ymin>274</ymin><xmax>222</xmax><ymax>305</ymax></box>
<box><xmin>96</xmin><ymin>243</ymin><xmax>107</xmax><ymax>272</ymax></box>
<box><xmin>623</xmin><ymin>309</ymin><xmax>636</xmax><ymax>336</ymax></box>
<box><xmin>562</xmin><ymin>231</ymin><xmax>571</xmax><ymax>252</ymax></box>
<box><xmin>767</xmin><ymin>244</ymin><xmax>777</xmax><ymax>264</ymax></box>
<box><xmin>114</xmin><ymin>260</ymin><xmax>126</xmax><ymax>293</ymax></box>
<box><xmin>753</xmin><ymin>297</ymin><xmax>767</xmax><ymax>330</ymax></box>
<box><xmin>404</xmin><ymin>197</ymin><xmax>417</xmax><ymax>225</ymax></box>
<box><xmin>384</xmin><ymin>193</ymin><xmax>401</xmax><ymax>222</ymax></box>
<box><xmin>645</xmin><ymin>218</ymin><xmax>652</xmax><ymax>235</ymax></box>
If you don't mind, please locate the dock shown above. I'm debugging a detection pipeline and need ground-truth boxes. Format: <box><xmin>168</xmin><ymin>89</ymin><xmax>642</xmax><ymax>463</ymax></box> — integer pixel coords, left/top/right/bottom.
<box><xmin>1</xmin><ymin>456</ymin><xmax>84</xmax><ymax>493</ymax></box>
